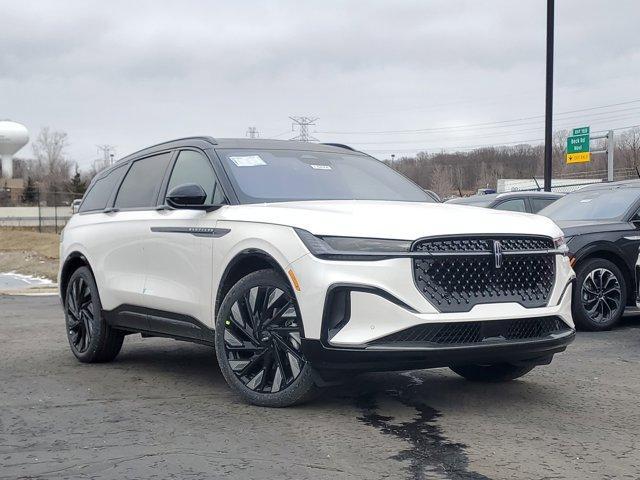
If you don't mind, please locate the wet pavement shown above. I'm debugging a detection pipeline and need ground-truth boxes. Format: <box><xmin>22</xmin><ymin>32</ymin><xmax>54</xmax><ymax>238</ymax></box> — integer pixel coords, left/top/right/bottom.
<box><xmin>1</xmin><ymin>296</ymin><xmax>639</xmax><ymax>479</ymax></box>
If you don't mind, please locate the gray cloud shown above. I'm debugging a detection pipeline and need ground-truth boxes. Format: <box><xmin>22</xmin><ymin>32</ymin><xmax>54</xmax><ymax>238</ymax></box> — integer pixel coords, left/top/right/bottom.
<box><xmin>1</xmin><ymin>0</ymin><xmax>639</xmax><ymax>166</ymax></box>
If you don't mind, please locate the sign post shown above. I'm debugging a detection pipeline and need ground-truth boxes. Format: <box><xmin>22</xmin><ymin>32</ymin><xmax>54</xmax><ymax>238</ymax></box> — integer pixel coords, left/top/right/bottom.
<box><xmin>566</xmin><ymin>126</ymin><xmax>591</xmax><ymax>164</ymax></box>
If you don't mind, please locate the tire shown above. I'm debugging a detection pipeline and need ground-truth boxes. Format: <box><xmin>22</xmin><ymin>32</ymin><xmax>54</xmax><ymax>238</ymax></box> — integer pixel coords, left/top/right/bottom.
<box><xmin>64</xmin><ymin>266</ymin><xmax>124</xmax><ymax>363</ymax></box>
<box><xmin>450</xmin><ymin>363</ymin><xmax>535</xmax><ymax>382</ymax></box>
<box><xmin>215</xmin><ymin>269</ymin><xmax>318</xmax><ymax>407</ymax></box>
<box><xmin>572</xmin><ymin>257</ymin><xmax>626</xmax><ymax>331</ymax></box>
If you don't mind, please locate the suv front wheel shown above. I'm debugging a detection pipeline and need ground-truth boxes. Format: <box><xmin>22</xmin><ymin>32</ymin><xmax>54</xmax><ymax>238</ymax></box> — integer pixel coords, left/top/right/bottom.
<box><xmin>215</xmin><ymin>269</ymin><xmax>317</xmax><ymax>407</ymax></box>
<box><xmin>572</xmin><ymin>258</ymin><xmax>626</xmax><ymax>331</ymax></box>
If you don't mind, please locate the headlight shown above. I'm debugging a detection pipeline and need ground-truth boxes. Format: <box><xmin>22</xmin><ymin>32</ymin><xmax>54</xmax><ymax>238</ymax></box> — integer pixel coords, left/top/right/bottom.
<box><xmin>295</xmin><ymin>228</ymin><xmax>411</xmax><ymax>260</ymax></box>
<box><xmin>553</xmin><ymin>235</ymin><xmax>569</xmax><ymax>255</ymax></box>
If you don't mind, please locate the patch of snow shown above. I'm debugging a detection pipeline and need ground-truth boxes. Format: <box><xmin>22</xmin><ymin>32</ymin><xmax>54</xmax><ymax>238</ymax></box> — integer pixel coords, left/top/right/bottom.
<box><xmin>0</xmin><ymin>272</ymin><xmax>53</xmax><ymax>290</ymax></box>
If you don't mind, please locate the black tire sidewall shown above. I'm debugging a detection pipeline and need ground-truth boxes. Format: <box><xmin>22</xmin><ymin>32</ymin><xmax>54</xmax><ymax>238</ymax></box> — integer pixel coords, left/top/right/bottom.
<box><xmin>450</xmin><ymin>364</ymin><xmax>535</xmax><ymax>382</ymax></box>
<box><xmin>214</xmin><ymin>269</ymin><xmax>316</xmax><ymax>407</ymax></box>
<box><xmin>572</xmin><ymin>258</ymin><xmax>626</xmax><ymax>331</ymax></box>
<box><xmin>65</xmin><ymin>266</ymin><xmax>116</xmax><ymax>362</ymax></box>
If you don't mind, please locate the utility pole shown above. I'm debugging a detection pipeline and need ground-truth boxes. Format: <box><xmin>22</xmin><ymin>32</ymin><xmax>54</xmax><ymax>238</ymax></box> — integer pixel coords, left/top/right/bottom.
<box><xmin>290</xmin><ymin>116</ymin><xmax>318</xmax><ymax>142</ymax></box>
<box><xmin>543</xmin><ymin>0</ymin><xmax>555</xmax><ymax>191</ymax></box>
<box><xmin>607</xmin><ymin>130</ymin><xmax>614</xmax><ymax>182</ymax></box>
<box><xmin>246</xmin><ymin>127</ymin><xmax>259</xmax><ymax>139</ymax></box>
<box><xmin>96</xmin><ymin>145</ymin><xmax>116</xmax><ymax>168</ymax></box>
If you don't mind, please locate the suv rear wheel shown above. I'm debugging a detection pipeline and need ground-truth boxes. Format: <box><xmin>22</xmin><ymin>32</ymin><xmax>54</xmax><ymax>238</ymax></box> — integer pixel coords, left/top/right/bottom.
<box><xmin>64</xmin><ymin>266</ymin><xmax>124</xmax><ymax>362</ymax></box>
<box><xmin>572</xmin><ymin>258</ymin><xmax>626</xmax><ymax>331</ymax></box>
<box><xmin>215</xmin><ymin>269</ymin><xmax>317</xmax><ymax>407</ymax></box>
<box><xmin>450</xmin><ymin>363</ymin><xmax>535</xmax><ymax>382</ymax></box>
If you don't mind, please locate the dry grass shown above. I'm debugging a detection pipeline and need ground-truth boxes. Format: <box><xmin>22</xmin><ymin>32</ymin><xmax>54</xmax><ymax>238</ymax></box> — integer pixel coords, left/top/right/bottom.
<box><xmin>0</xmin><ymin>228</ymin><xmax>59</xmax><ymax>280</ymax></box>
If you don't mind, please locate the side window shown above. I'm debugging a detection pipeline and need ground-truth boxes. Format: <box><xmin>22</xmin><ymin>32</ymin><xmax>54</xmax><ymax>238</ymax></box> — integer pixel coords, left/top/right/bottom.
<box><xmin>79</xmin><ymin>164</ymin><xmax>127</xmax><ymax>213</ymax></box>
<box><xmin>165</xmin><ymin>150</ymin><xmax>225</xmax><ymax>204</ymax></box>
<box><xmin>114</xmin><ymin>153</ymin><xmax>172</xmax><ymax>209</ymax></box>
<box><xmin>494</xmin><ymin>198</ymin><xmax>527</xmax><ymax>213</ymax></box>
<box><xmin>530</xmin><ymin>197</ymin><xmax>558</xmax><ymax>213</ymax></box>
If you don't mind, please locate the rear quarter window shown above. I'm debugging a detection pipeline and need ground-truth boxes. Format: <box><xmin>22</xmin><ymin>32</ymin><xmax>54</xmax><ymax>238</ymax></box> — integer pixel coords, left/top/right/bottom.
<box><xmin>79</xmin><ymin>164</ymin><xmax>127</xmax><ymax>213</ymax></box>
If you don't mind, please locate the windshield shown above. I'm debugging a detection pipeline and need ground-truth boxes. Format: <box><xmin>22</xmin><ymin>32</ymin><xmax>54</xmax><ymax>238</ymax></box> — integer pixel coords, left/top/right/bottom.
<box><xmin>217</xmin><ymin>149</ymin><xmax>433</xmax><ymax>203</ymax></box>
<box><xmin>540</xmin><ymin>188</ymin><xmax>640</xmax><ymax>221</ymax></box>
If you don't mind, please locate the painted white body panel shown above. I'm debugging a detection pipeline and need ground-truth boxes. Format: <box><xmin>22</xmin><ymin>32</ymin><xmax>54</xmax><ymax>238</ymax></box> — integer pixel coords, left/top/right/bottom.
<box><xmin>61</xmin><ymin>199</ymin><xmax>574</xmax><ymax>348</ymax></box>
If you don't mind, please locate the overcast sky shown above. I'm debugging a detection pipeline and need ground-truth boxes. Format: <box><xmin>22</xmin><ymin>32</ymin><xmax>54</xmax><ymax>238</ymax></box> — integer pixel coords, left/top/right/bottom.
<box><xmin>2</xmin><ymin>0</ymin><xmax>639</xmax><ymax>169</ymax></box>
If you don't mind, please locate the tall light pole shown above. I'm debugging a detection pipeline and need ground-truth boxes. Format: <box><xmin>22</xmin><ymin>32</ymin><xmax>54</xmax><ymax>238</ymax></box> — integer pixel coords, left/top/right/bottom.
<box><xmin>543</xmin><ymin>0</ymin><xmax>555</xmax><ymax>191</ymax></box>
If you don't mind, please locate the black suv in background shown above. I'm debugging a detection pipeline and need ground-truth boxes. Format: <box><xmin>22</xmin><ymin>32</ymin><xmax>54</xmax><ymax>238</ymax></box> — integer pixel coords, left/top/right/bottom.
<box><xmin>540</xmin><ymin>180</ymin><xmax>640</xmax><ymax>331</ymax></box>
<box><xmin>447</xmin><ymin>191</ymin><xmax>563</xmax><ymax>213</ymax></box>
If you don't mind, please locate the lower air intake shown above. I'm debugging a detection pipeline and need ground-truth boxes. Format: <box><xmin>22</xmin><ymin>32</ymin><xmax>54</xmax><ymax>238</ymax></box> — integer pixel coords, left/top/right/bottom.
<box><xmin>370</xmin><ymin>316</ymin><xmax>570</xmax><ymax>346</ymax></box>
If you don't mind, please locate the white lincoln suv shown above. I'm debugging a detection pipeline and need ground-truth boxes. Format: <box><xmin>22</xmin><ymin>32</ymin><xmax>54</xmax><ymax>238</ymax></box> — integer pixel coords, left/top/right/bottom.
<box><xmin>59</xmin><ymin>137</ymin><xmax>575</xmax><ymax>406</ymax></box>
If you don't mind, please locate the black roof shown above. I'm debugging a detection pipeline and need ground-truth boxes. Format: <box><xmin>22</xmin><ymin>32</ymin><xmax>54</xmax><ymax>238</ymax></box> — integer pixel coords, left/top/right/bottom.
<box><xmin>447</xmin><ymin>191</ymin><xmax>564</xmax><ymax>204</ymax></box>
<box><xmin>116</xmin><ymin>137</ymin><xmax>360</xmax><ymax>164</ymax></box>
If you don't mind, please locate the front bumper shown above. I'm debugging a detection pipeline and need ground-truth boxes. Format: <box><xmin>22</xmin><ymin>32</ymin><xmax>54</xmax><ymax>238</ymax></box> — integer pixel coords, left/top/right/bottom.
<box><xmin>301</xmin><ymin>329</ymin><xmax>575</xmax><ymax>371</ymax></box>
<box><xmin>288</xmin><ymin>252</ymin><xmax>575</xmax><ymax>370</ymax></box>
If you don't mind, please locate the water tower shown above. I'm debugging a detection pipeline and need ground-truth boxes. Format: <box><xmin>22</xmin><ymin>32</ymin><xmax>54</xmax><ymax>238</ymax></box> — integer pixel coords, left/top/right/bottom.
<box><xmin>0</xmin><ymin>120</ymin><xmax>29</xmax><ymax>179</ymax></box>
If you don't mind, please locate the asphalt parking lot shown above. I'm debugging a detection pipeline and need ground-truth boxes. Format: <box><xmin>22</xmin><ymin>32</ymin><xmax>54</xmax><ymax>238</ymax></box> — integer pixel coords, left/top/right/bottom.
<box><xmin>1</xmin><ymin>296</ymin><xmax>640</xmax><ymax>480</ymax></box>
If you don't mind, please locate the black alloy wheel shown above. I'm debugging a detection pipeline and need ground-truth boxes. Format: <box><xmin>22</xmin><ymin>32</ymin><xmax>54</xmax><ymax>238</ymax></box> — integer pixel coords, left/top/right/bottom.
<box><xmin>572</xmin><ymin>258</ymin><xmax>627</xmax><ymax>331</ymax></box>
<box><xmin>66</xmin><ymin>275</ymin><xmax>94</xmax><ymax>354</ymax></box>
<box><xmin>64</xmin><ymin>266</ymin><xmax>124</xmax><ymax>362</ymax></box>
<box><xmin>581</xmin><ymin>268</ymin><xmax>622</xmax><ymax>324</ymax></box>
<box><xmin>215</xmin><ymin>269</ymin><xmax>317</xmax><ymax>407</ymax></box>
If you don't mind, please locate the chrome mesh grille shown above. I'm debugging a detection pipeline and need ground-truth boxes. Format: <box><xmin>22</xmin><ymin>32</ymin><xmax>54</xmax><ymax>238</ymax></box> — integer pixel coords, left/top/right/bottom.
<box><xmin>413</xmin><ymin>236</ymin><xmax>556</xmax><ymax>313</ymax></box>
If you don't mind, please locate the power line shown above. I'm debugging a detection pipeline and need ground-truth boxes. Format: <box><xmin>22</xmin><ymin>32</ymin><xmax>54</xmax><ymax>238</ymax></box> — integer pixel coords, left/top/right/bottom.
<box><xmin>360</xmin><ymin>123</ymin><xmax>640</xmax><ymax>154</ymax></box>
<box><xmin>290</xmin><ymin>116</ymin><xmax>318</xmax><ymax>142</ymax></box>
<box><xmin>317</xmin><ymin>98</ymin><xmax>640</xmax><ymax>135</ymax></box>
<box><xmin>349</xmin><ymin>111</ymin><xmax>640</xmax><ymax>145</ymax></box>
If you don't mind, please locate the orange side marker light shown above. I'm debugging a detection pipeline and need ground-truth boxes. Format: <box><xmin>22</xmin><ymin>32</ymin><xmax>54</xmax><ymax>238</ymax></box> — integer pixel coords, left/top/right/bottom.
<box><xmin>288</xmin><ymin>269</ymin><xmax>301</xmax><ymax>292</ymax></box>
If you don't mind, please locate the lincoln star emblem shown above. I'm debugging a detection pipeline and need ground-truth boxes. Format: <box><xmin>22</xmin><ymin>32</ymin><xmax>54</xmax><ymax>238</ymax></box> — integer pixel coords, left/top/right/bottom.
<box><xmin>493</xmin><ymin>240</ymin><xmax>503</xmax><ymax>269</ymax></box>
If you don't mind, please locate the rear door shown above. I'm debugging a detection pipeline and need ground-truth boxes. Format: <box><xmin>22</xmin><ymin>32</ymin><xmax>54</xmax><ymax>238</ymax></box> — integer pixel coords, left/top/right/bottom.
<box><xmin>142</xmin><ymin>148</ymin><xmax>227</xmax><ymax>327</ymax></box>
<box><xmin>101</xmin><ymin>151</ymin><xmax>174</xmax><ymax>313</ymax></box>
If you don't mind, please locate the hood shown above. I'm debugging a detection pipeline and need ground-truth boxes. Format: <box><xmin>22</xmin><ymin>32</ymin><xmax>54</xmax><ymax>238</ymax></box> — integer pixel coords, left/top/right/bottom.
<box><xmin>553</xmin><ymin>219</ymin><xmax>633</xmax><ymax>237</ymax></box>
<box><xmin>218</xmin><ymin>200</ymin><xmax>563</xmax><ymax>240</ymax></box>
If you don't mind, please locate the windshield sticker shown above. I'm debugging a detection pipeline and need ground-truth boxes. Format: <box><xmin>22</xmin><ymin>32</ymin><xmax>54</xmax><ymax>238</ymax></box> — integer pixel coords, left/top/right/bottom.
<box><xmin>229</xmin><ymin>155</ymin><xmax>267</xmax><ymax>167</ymax></box>
<box><xmin>580</xmin><ymin>199</ymin><xmax>593</xmax><ymax>203</ymax></box>
<box><xmin>309</xmin><ymin>164</ymin><xmax>332</xmax><ymax>170</ymax></box>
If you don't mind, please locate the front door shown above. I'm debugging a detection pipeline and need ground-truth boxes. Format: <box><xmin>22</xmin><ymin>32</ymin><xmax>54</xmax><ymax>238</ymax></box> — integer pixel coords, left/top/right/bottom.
<box><xmin>142</xmin><ymin>149</ymin><xmax>227</xmax><ymax>327</ymax></box>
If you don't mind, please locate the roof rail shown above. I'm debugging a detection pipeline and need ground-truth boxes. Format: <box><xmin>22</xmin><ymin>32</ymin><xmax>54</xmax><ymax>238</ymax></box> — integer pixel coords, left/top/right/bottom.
<box><xmin>117</xmin><ymin>136</ymin><xmax>217</xmax><ymax>163</ymax></box>
<box><xmin>321</xmin><ymin>142</ymin><xmax>357</xmax><ymax>152</ymax></box>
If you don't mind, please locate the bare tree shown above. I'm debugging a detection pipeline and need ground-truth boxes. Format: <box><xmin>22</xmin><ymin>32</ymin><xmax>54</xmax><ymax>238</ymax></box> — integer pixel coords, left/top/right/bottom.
<box><xmin>30</xmin><ymin>127</ymin><xmax>73</xmax><ymax>191</ymax></box>
<box><xmin>430</xmin><ymin>164</ymin><xmax>453</xmax><ymax>197</ymax></box>
<box><xmin>620</xmin><ymin>127</ymin><xmax>640</xmax><ymax>167</ymax></box>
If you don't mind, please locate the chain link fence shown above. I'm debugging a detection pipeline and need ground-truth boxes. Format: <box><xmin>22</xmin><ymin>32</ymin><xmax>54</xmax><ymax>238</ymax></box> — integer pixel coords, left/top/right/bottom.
<box><xmin>0</xmin><ymin>187</ymin><xmax>83</xmax><ymax>233</ymax></box>
<box><xmin>499</xmin><ymin>166</ymin><xmax>640</xmax><ymax>194</ymax></box>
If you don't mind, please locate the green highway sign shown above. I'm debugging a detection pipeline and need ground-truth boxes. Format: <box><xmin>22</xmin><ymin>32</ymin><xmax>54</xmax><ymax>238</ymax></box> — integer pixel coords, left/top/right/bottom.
<box><xmin>567</xmin><ymin>126</ymin><xmax>590</xmax><ymax>154</ymax></box>
<box><xmin>566</xmin><ymin>126</ymin><xmax>591</xmax><ymax>164</ymax></box>
<box><xmin>567</xmin><ymin>134</ymin><xmax>589</xmax><ymax>154</ymax></box>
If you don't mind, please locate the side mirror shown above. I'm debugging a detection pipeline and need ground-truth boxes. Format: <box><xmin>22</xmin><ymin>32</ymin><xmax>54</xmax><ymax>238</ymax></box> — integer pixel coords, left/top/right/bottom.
<box><xmin>165</xmin><ymin>183</ymin><xmax>223</xmax><ymax>212</ymax></box>
<box><xmin>631</xmin><ymin>212</ymin><xmax>640</xmax><ymax>225</ymax></box>
<box><xmin>166</xmin><ymin>183</ymin><xmax>207</xmax><ymax>208</ymax></box>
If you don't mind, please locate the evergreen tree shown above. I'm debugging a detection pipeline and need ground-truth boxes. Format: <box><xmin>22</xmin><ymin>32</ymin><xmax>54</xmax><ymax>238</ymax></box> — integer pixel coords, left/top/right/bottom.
<box><xmin>22</xmin><ymin>176</ymin><xmax>38</xmax><ymax>204</ymax></box>
<box><xmin>67</xmin><ymin>166</ymin><xmax>87</xmax><ymax>196</ymax></box>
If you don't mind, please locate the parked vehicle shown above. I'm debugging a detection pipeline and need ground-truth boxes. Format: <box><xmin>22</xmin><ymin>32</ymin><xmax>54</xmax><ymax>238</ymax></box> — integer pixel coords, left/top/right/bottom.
<box><xmin>540</xmin><ymin>180</ymin><xmax>640</xmax><ymax>331</ymax></box>
<box><xmin>423</xmin><ymin>189</ymin><xmax>441</xmax><ymax>202</ymax></box>
<box><xmin>447</xmin><ymin>191</ymin><xmax>564</xmax><ymax>213</ymax></box>
<box><xmin>70</xmin><ymin>198</ymin><xmax>82</xmax><ymax>214</ymax></box>
<box><xmin>59</xmin><ymin>137</ymin><xmax>575</xmax><ymax>407</ymax></box>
